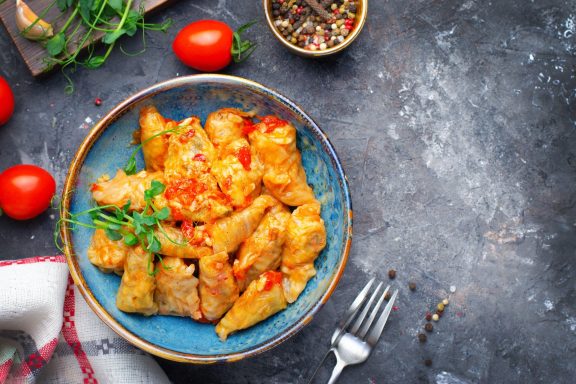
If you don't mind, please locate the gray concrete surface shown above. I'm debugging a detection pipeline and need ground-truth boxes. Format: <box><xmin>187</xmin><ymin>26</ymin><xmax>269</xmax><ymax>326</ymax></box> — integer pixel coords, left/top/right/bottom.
<box><xmin>1</xmin><ymin>0</ymin><xmax>575</xmax><ymax>383</ymax></box>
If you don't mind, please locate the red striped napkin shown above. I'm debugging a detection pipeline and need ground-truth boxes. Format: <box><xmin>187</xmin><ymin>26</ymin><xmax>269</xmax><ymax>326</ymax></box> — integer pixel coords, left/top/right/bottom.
<box><xmin>0</xmin><ymin>256</ymin><xmax>170</xmax><ymax>384</ymax></box>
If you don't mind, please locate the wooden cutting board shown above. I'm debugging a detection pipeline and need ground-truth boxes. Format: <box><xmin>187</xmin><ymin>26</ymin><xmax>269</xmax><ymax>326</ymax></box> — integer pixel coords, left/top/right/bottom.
<box><xmin>0</xmin><ymin>0</ymin><xmax>174</xmax><ymax>77</ymax></box>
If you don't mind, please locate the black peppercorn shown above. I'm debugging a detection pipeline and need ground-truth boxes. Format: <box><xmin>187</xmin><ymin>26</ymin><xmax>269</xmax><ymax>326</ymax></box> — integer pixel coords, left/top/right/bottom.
<box><xmin>388</xmin><ymin>269</ymin><xmax>396</xmax><ymax>279</ymax></box>
<box><xmin>424</xmin><ymin>323</ymin><xmax>433</xmax><ymax>332</ymax></box>
<box><xmin>408</xmin><ymin>282</ymin><xmax>416</xmax><ymax>291</ymax></box>
<box><xmin>418</xmin><ymin>333</ymin><xmax>427</xmax><ymax>343</ymax></box>
<box><xmin>424</xmin><ymin>359</ymin><xmax>432</xmax><ymax>366</ymax></box>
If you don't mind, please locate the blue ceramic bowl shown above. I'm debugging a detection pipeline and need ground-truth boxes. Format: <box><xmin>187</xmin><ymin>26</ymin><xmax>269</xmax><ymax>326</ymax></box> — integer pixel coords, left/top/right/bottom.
<box><xmin>61</xmin><ymin>74</ymin><xmax>352</xmax><ymax>363</ymax></box>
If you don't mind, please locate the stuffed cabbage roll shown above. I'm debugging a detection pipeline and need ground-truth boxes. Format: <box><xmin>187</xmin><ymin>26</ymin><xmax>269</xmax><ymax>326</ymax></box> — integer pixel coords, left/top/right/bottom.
<box><xmin>211</xmin><ymin>138</ymin><xmax>264</xmax><ymax>208</ymax></box>
<box><xmin>215</xmin><ymin>271</ymin><xmax>287</xmax><ymax>341</ymax></box>
<box><xmin>139</xmin><ymin>105</ymin><xmax>170</xmax><ymax>171</ymax></box>
<box><xmin>163</xmin><ymin>117</ymin><xmax>232</xmax><ymax>222</ymax></box>
<box><xmin>116</xmin><ymin>246</ymin><xmax>158</xmax><ymax>316</ymax></box>
<box><xmin>91</xmin><ymin>170</ymin><xmax>164</xmax><ymax>212</ymax></box>
<box><xmin>155</xmin><ymin>257</ymin><xmax>201</xmax><ymax>319</ymax></box>
<box><xmin>281</xmin><ymin>203</ymin><xmax>327</xmax><ymax>303</ymax></box>
<box><xmin>205</xmin><ymin>108</ymin><xmax>254</xmax><ymax>150</ymax></box>
<box><xmin>155</xmin><ymin>224</ymin><xmax>213</xmax><ymax>259</ymax></box>
<box><xmin>248</xmin><ymin>116</ymin><xmax>316</xmax><ymax>206</ymax></box>
<box><xmin>233</xmin><ymin>204</ymin><xmax>291</xmax><ymax>291</ymax></box>
<box><xmin>211</xmin><ymin>194</ymin><xmax>277</xmax><ymax>254</ymax></box>
<box><xmin>199</xmin><ymin>251</ymin><xmax>239</xmax><ymax>321</ymax></box>
<box><xmin>87</xmin><ymin>228</ymin><xmax>130</xmax><ymax>275</ymax></box>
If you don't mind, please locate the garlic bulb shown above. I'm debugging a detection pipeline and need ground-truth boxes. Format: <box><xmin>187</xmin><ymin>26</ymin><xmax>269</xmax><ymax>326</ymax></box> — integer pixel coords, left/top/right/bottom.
<box><xmin>15</xmin><ymin>0</ymin><xmax>54</xmax><ymax>41</ymax></box>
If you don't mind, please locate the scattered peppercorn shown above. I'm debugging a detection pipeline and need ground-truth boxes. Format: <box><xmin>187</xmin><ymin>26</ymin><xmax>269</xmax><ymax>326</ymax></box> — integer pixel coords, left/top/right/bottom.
<box><xmin>432</xmin><ymin>314</ymin><xmax>440</xmax><ymax>322</ymax></box>
<box><xmin>418</xmin><ymin>333</ymin><xmax>427</xmax><ymax>343</ymax></box>
<box><xmin>437</xmin><ymin>303</ymin><xmax>445</xmax><ymax>312</ymax></box>
<box><xmin>425</xmin><ymin>312</ymin><xmax>432</xmax><ymax>321</ymax></box>
<box><xmin>94</xmin><ymin>97</ymin><xmax>102</xmax><ymax>106</ymax></box>
<box><xmin>424</xmin><ymin>323</ymin><xmax>433</xmax><ymax>332</ymax></box>
<box><xmin>424</xmin><ymin>359</ymin><xmax>433</xmax><ymax>367</ymax></box>
<box><xmin>388</xmin><ymin>269</ymin><xmax>396</xmax><ymax>279</ymax></box>
<box><xmin>442</xmin><ymin>298</ymin><xmax>449</xmax><ymax>306</ymax></box>
<box><xmin>408</xmin><ymin>282</ymin><xmax>416</xmax><ymax>291</ymax></box>
<box><xmin>384</xmin><ymin>291</ymin><xmax>392</xmax><ymax>301</ymax></box>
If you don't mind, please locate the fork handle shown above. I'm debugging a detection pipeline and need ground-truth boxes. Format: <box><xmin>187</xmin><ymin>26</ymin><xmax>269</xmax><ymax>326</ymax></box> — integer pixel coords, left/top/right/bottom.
<box><xmin>327</xmin><ymin>359</ymin><xmax>346</xmax><ymax>384</ymax></box>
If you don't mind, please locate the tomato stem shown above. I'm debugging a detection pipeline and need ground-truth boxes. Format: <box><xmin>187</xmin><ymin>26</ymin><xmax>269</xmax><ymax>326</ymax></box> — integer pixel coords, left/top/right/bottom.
<box><xmin>231</xmin><ymin>21</ymin><xmax>257</xmax><ymax>63</ymax></box>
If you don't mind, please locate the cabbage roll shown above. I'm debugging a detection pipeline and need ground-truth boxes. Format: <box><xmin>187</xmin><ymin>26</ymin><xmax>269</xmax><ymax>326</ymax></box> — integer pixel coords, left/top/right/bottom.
<box><xmin>281</xmin><ymin>203</ymin><xmax>327</xmax><ymax>303</ymax></box>
<box><xmin>139</xmin><ymin>105</ymin><xmax>170</xmax><ymax>171</ymax></box>
<box><xmin>205</xmin><ymin>108</ymin><xmax>254</xmax><ymax>150</ymax></box>
<box><xmin>211</xmin><ymin>138</ymin><xmax>264</xmax><ymax>208</ymax></box>
<box><xmin>199</xmin><ymin>251</ymin><xmax>239</xmax><ymax>321</ymax></box>
<box><xmin>155</xmin><ymin>257</ymin><xmax>201</xmax><ymax>319</ymax></box>
<box><xmin>233</xmin><ymin>204</ymin><xmax>291</xmax><ymax>291</ymax></box>
<box><xmin>155</xmin><ymin>224</ymin><xmax>213</xmax><ymax>259</ymax></box>
<box><xmin>116</xmin><ymin>246</ymin><xmax>158</xmax><ymax>316</ymax></box>
<box><xmin>163</xmin><ymin>117</ymin><xmax>232</xmax><ymax>222</ymax></box>
<box><xmin>248</xmin><ymin>116</ymin><xmax>316</xmax><ymax>206</ymax></box>
<box><xmin>215</xmin><ymin>271</ymin><xmax>287</xmax><ymax>341</ymax></box>
<box><xmin>210</xmin><ymin>194</ymin><xmax>277</xmax><ymax>254</ymax></box>
<box><xmin>87</xmin><ymin>228</ymin><xmax>130</xmax><ymax>275</ymax></box>
<box><xmin>91</xmin><ymin>170</ymin><xmax>164</xmax><ymax>212</ymax></box>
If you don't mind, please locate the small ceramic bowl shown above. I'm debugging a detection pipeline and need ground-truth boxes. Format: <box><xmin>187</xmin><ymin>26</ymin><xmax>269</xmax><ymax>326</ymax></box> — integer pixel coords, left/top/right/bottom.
<box><xmin>60</xmin><ymin>74</ymin><xmax>352</xmax><ymax>363</ymax></box>
<box><xmin>263</xmin><ymin>0</ymin><xmax>368</xmax><ymax>57</ymax></box>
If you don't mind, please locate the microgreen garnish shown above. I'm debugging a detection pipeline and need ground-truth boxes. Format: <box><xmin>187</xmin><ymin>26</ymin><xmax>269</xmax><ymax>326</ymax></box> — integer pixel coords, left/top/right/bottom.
<box><xmin>55</xmin><ymin>181</ymin><xmax>180</xmax><ymax>276</ymax></box>
<box><xmin>35</xmin><ymin>1</ymin><xmax>172</xmax><ymax>93</ymax></box>
<box><xmin>231</xmin><ymin>21</ymin><xmax>257</xmax><ymax>63</ymax></box>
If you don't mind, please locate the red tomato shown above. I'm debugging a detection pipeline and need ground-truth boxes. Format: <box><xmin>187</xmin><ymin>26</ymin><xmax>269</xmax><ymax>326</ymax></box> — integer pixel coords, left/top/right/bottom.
<box><xmin>0</xmin><ymin>75</ymin><xmax>15</xmax><ymax>126</ymax></box>
<box><xmin>172</xmin><ymin>20</ymin><xmax>234</xmax><ymax>71</ymax></box>
<box><xmin>0</xmin><ymin>165</ymin><xmax>56</xmax><ymax>220</ymax></box>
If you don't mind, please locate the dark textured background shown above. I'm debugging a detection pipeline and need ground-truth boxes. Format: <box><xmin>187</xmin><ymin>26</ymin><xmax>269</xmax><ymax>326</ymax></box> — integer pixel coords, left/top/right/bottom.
<box><xmin>1</xmin><ymin>0</ymin><xmax>575</xmax><ymax>383</ymax></box>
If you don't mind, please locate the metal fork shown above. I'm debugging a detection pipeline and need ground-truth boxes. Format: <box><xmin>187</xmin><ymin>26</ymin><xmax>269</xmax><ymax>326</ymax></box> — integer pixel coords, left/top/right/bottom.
<box><xmin>307</xmin><ymin>278</ymin><xmax>399</xmax><ymax>384</ymax></box>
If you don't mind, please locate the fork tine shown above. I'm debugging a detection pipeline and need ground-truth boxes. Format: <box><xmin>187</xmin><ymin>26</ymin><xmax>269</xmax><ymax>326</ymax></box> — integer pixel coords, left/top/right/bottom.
<box><xmin>365</xmin><ymin>289</ymin><xmax>398</xmax><ymax>346</ymax></box>
<box><xmin>357</xmin><ymin>285</ymin><xmax>390</xmax><ymax>339</ymax></box>
<box><xmin>349</xmin><ymin>281</ymin><xmax>383</xmax><ymax>335</ymax></box>
<box><xmin>331</xmin><ymin>277</ymin><xmax>375</xmax><ymax>344</ymax></box>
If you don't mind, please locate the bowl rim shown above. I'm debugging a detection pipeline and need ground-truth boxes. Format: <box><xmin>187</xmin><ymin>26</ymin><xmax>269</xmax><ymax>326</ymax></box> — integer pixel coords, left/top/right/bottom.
<box><xmin>262</xmin><ymin>0</ymin><xmax>368</xmax><ymax>57</ymax></box>
<box><xmin>60</xmin><ymin>74</ymin><xmax>353</xmax><ymax>364</ymax></box>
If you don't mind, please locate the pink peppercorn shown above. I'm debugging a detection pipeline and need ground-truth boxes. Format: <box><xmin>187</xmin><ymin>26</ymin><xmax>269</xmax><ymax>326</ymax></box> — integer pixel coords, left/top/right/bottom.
<box><xmin>94</xmin><ymin>97</ymin><xmax>102</xmax><ymax>106</ymax></box>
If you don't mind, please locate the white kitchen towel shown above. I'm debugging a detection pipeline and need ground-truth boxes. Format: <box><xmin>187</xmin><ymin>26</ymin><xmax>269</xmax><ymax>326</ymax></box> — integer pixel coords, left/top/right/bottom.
<box><xmin>0</xmin><ymin>256</ymin><xmax>171</xmax><ymax>384</ymax></box>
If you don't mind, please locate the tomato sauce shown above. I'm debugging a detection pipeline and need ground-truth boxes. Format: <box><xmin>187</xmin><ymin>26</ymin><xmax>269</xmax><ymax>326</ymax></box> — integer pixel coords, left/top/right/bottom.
<box><xmin>236</xmin><ymin>146</ymin><xmax>251</xmax><ymax>170</ymax></box>
<box><xmin>165</xmin><ymin>179</ymin><xmax>207</xmax><ymax>206</ymax></box>
<box><xmin>193</xmin><ymin>153</ymin><xmax>207</xmax><ymax>162</ymax></box>
<box><xmin>242</xmin><ymin>118</ymin><xmax>256</xmax><ymax>135</ymax></box>
<box><xmin>262</xmin><ymin>271</ymin><xmax>282</xmax><ymax>291</ymax></box>
<box><xmin>260</xmin><ymin>115</ymin><xmax>288</xmax><ymax>133</ymax></box>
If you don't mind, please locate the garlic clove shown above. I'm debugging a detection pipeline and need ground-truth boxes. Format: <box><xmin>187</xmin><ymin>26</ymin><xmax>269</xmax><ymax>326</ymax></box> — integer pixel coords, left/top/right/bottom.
<box><xmin>15</xmin><ymin>0</ymin><xmax>54</xmax><ymax>41</ymax></box>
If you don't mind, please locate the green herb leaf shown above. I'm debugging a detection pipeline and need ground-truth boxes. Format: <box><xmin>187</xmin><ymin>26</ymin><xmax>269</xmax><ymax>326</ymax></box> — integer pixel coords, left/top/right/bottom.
<box><xmin>123</xmin><ymin>233</ymin><xmax>138</xmax><ymax>246</ymax></box>
<box><xmin>84</xmin><ymin>55</ymin><xmax>106</xmax><ymax>69</ymax></box>
<box><xmin>79</xmin><ymin>0</ymin><xmax>94</xmax><ymax>21</ymax></box>
<box><xmin>105</xmin><ymin>227</ymin><xmax>123</xmax><ymax>241</ymax></box>
<box><xmin>107</xmin><ymin>222</ymin><xmax>121</xmax><ymax>231</ymax></box>
<box><xmin>141</xmin><ymin>214</ymin><xmax>156</xmax><ymax>226</ymax></box>
<box><xmin>56</xmin><ymin>0</ymin><xmax>69</xmax><ymax>12</ymax></box>
<box><xmin>124</xmin><ymin>157</ymin><xmax>137</xmax><ymax>175</ymax></box>
<box><xmin>103</xmin><ymin>29</ymin><xmax>127</xmax><ymax>44</ymax></box>
<box><xmin>132</xmin><ymin>212</ymin><xmax>145</xmax><ymax>234</ymax></box>
<box><xmin>108</xmin><ymin>0</ymin><xmax>123</xmax><ymax>12</ymax></box>
<box><xmin>46</xmin><ymin>33</ymin><xmax>66</xmax><ymax>57</ymax></box>
<box><xmin>154</xmin><ymin>207</ymin><xmax>170</xmax><ymax>221</ymax></box>
<box><xmin>144</xmin><ymin>180</ymin><xmax>166</xmax><ymax>200</ymax></box>
<box><xmin>146</xmin><ymin>232</ymin><xmax>161</xmax><ymax>253</ymax></box>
